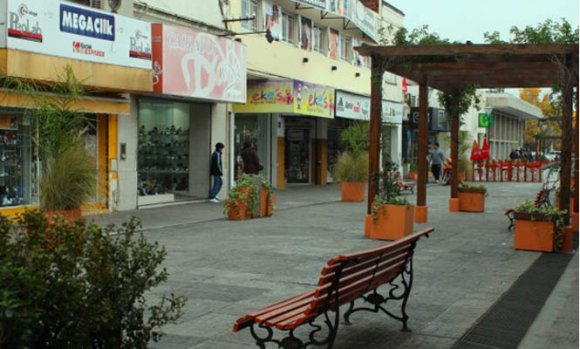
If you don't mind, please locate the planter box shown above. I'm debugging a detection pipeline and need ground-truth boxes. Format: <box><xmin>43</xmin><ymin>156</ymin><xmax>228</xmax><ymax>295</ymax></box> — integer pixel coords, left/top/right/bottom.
<box><xmin>513</xmin><ymin>213</ymin><xmax>555</xmax><ymax>252</ymax></box>
<box><xmin>366</xmin><ymin>204</ymin><xmax>415</xmax><ymax>241</ymax></box>
<box><xmin>259</xmin><ymin>189</ymin><xmax>275</xmax><ymax>217</ymax></box>
<box><xmin>458</xmin><ymin>188</ymin><xmax>486</xmax><ymax>212</ymax></box>
<box><xmin>408</xmin><ymin>172</ymin><xmax>417</xmax><ymax>180</ymax></box>
<box><xmin>227</xmin><ymin>201</ymin><xmax>248</xmax><ymax>221</ymax></box>
<box><xmin>341</xmin><ymin>182</ymin><xmax>365</xmax><ymax>202</ymax></box>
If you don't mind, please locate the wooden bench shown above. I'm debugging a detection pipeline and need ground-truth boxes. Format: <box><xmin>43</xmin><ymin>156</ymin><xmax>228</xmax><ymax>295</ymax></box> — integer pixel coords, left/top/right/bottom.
<box><xmin>233</xmin><ymin>228</ymin><xmax>434</xmax><ymax>348</ymax></box>
<box><xmin>505</xmin><ymin>188</ymin><xmax>551</xmax><ymax>230</ymax></box>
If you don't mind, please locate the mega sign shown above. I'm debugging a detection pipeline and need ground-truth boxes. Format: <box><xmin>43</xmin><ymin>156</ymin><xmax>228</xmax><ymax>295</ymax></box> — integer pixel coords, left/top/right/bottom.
<box><xmin>0</xmin><ymin>0</ymin><xmax>151</xmax><ymax>69</ymax></box>
<box><xmin>152</xmin><ymin>24</ymin><xmax>247</xmax><ymax>103</ymax></box>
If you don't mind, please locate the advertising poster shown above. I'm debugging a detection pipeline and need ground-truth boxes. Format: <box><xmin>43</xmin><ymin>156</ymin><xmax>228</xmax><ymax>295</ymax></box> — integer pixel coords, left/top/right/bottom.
<box><xmin>335</xmin><ymin>91</ymin><xmax>370</xmax><ymax>120</ymax></box>
<box><xmin>152</xmin><ymin>24</ymin><xmax>247</xmax><ymax>103</ymax></box>
<box><xmin>293</xmin><ymin>80</ymin><xmax>334</xmax><ymax>118</ymax></box>
<box><xmin>1</xmin><ymin>0</ymin><xmax>151</xmax><ymax>69</ymax></box>
<box><xmin>300</xmin><ymin>16</ymin><xmax>312</xmax><ymax>51</ymax></box>
<box><xmin>234</xmin><ymin>80</ymin><xmax>294</xmax><ymax>113</ymax></box>
<box><xmin>263</xmin><ymin>1</ymin><xmax>281</xmax><ymax>41</ymax></box>
<box><xmin>328</xmin><ymin>28</ymin><xmax>340</xmax><ymax>60</ymax></box>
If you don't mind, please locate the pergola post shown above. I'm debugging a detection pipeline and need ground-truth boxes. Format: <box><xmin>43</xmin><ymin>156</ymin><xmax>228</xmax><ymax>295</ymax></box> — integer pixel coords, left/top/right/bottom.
<box><xmin>367</xmin><ymin>55</ymin><xmax>383</xmax><ymax>214</ymax></box>
<box><xmin>559</xmin><ymin>63</ymin><xmax>574</xmax><ymax>225</ymax></box>
<box><xmin>574</xmin><ymin>84</ymin><xmax>579</xmax><ymax>230</ymax></box>
<box><xmin>415</xmin><ymin>79</ymin><xmax>428</xmax><ymax>223</ymax></box>
<box><xmin>449</xmin><ymin>102</ymin><xmax>460</xmax><ymax>211</ymax></box>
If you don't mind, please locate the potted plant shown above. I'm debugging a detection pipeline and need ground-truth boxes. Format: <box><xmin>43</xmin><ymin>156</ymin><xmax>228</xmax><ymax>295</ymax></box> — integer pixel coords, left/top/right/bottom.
<box><xmin>332</xmin><ymin>151</ymin><xmax>369</xmax><ymax>202</ymax></box>
<box><xmin>458</xmin><ymin>184</ymin><xmax>487</xmax><ymax>212</ymax></box>
<box><xmin>513</xmin><ymin>200</ymin><xmax>566</xmax><ymax>252</ymax></box>
<box><xmin>408</xmin><ymin>162</ymin><xmax>418</xmax><ymax>179</ymax></box>
<box><xmin>18</xmin><ymin>68</ymin><xmax>96</xmax><ymax>220</ymax></box>
<box><xmin>223</xmin><ymin>174</ymin><xmax>256</xmax><ymax>220</ymax></box>
<box><xmin>365</xmin><ymin>161</ymin><xmax>415</xmax><ymax>240</ymax></box>
<box><xmin>258</xmin><ymin>175</ymin><xmax>275</xmax><ymax>217</ymax></box>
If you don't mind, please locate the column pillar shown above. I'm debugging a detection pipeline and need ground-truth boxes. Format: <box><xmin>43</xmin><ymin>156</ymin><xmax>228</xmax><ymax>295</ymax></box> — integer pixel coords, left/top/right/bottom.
<box><xmin>415</xmin><ymin>80</ymin><xmax>429</xmax><ymax>222</ymax></box>
<box><xmin>367</xmin><ymin>55</ymin><xmax>383</xmax><ymax>214</ymax></box>
<box><xmin>559</xmin><ymin>63</ymin><xmax>573</xmax><ymax>225</ymax></box>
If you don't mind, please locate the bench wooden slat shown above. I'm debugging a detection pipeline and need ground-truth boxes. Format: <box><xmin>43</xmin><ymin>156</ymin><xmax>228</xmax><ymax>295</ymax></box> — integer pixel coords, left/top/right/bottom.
<box><xmin>233</xmin><ymin>228</ymin><xmax>433</xmax><ymax>337</ymax></box>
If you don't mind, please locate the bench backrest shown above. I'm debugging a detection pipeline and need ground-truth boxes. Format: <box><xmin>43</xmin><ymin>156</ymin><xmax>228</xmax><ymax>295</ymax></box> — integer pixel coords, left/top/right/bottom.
<box><xmin>305</xmin><ymin>228</ymin><xmax>433</xmax><ymax>315</ymax></box>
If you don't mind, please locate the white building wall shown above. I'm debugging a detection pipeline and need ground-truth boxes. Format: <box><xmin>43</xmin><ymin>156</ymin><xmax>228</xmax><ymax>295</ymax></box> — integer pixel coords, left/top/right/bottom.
<box><xmin>117</xmin><ymin>98</ymin><xmax>140</xmax><ymax>210</ymax></box>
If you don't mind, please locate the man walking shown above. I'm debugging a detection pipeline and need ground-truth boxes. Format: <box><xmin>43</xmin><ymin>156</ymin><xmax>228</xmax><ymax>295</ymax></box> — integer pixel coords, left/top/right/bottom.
<box><xmin>209</xmin><ymin>142</ymin><xmax>224</xmax><ymax>203</ymax></box>
<box><xmin>428</xmin><ymin>142</ymin><xmax>445</xmax><ymax>183</ymax></box>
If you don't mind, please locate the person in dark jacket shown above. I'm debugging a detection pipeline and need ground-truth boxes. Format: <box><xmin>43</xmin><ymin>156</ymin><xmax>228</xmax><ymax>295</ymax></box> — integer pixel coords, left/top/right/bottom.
<box><xmin>209</xmin><ymin>142</ymin><xmax>224</xmax><ymax>202</ymax></box>
<box><xmin>240</xmin><ymin>141</ymin><xmax>262</xmax><ymax>175</ymax></box>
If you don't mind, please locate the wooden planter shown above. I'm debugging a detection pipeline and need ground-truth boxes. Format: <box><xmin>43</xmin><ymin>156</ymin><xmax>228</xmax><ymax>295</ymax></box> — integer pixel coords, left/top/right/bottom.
<box><xmin>341</xmin><ymin>182</ymin><xmax>365</xmax><ymax>202</ymax></box>
<box><xmin>513</xmin><ymin>212</ymin><xmax>555</xmax><ymax>252</ymax></box>
<box><xmin>458</xmin><ymin>188</ymin><xmax>486</xmax><ymax>212</ymax></box>
<box><xmin>259</xmin><ymin>188</ymin><xmax>275</xmax><ymax>217</ymax></box>
<box><xmin>227</xmin><ymin>201</ymin><xmax>248</xmax><ymax>220</ymax></box>
<box><xmin>44</xmin><ymin>209</ymin><xmax>82</xmax><ymax>223</ymax></box>
<box><xmin>366</xmin><ymin>204</ymin><xmax>415</xmax><ymax>241</ymax></box>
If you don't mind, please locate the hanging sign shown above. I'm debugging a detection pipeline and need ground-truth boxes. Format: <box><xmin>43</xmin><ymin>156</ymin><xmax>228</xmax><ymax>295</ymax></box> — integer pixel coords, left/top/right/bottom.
<box><xmin>478</xmin><ymin>112</ymin><xmax>494</xmax><ymax>127</ymax></box>
<box><xmin>152</xmin><ymin>24</ymin><xmax>247</xmax><ymax>103</ymax></box>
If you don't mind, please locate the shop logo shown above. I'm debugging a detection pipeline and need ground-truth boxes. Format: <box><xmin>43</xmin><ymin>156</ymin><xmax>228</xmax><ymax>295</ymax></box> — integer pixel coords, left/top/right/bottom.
<box><xmin>73</xmin><ymin>41</ymin><xmax>105</xmax><ymax>57</ymax></box>
<box><xmin>8</xmin><ymin>3</ymin><xmax>43</xmax><ymax>43</ymax></box>
<box><xmin>129</xmin><ymin>30</ymin><xmax>152</xmax><ymax>60</ymax></box>
<box><xmin>60</xmin><ymin>4</ymin><xmax>115</xmax><ymax>41</ymax></box>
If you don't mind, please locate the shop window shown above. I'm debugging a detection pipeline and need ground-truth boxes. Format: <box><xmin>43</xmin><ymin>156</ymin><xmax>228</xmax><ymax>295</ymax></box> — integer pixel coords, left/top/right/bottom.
<box><xmin>241</xmin><ymin>0</ymin><xmax>259</xmax><ymax>31</ymax></box>
<box><xmin>0</xmin><ymin>114</ymin><xmax>37</xmax><ymax>208</ymax></box>
<box><xmin>138</xmin><ymin>101</ymin><xmax>190</xmax><ymax>197</ymax></box>
<box><xmin>281</xmin><ymin>12</ymin><xmax>295</xmax><ymax>44</ymax></box>
<box><xmin>234</xmin><ymin>114</ymin><xmax>270</xmax><ymax>180</ymax></box>
<box><xmin>312</xmin><ymin>24</ymin><xmax>326</xmax><ymax>54</ymax></box>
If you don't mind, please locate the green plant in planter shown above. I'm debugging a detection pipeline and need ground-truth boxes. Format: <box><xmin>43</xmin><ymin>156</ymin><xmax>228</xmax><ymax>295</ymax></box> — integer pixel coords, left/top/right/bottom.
<box><xmin>223</xmin><ymin>174</ymin><xmax>257</xmax><ymax>216</ymax></box>
<box><xmin>409</xmin><ymin>162</ymin><xmax>417</xmax><ymax>173</ymax></box>
<box><xmin>372</xmin><ymin>161</ymin><xmax>412</xmax><ymax>220</ymax></box>
<box><xmin>514</xmin><ymin>200</ymin><xmax>566</xmax><ymax>249</ymax></box>
<box><xmin>259</xmin><ymin>175</ymin><xmax>275</xmax><ymax>214</ymax></box>
<box><xmin>459</xmin><ymin>183</ymin><xmax>488</xmax><ymax>194</ymax></box>
<box><xmin>0</xmin><ymin>211</ymin><xmax>185</xmax><ymax>348</ymax></box>
<box><xmin>332</xmin><ymin>151</ymin><xmax>369</xmax><ymax>183</ymax></box>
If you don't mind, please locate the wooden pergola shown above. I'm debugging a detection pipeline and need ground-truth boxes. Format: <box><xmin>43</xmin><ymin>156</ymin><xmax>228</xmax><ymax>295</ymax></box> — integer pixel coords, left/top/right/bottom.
<box><xmin>356</xmin><ymin>44</ymin><xmax>579</xmax><ymax>224</ymax></box>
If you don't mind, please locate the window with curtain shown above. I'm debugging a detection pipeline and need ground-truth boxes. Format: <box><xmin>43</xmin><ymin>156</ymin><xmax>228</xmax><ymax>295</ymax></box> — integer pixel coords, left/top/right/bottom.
<box><xmin>312</xmin><ymin>24</ymin><xmax>326</xmax><ymax>54</ymax></box>
<box><xmin>340</xmin><ymin>35</ymin><xmax>351</xmax><ymax>61</ymax></box>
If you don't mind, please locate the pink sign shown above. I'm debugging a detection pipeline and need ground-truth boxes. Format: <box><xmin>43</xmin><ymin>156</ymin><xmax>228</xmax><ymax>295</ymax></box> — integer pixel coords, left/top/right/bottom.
<box><xmin>152</xmin><ymin>24</ymin><xmax>247</xmax><ymax>103</ymax></box>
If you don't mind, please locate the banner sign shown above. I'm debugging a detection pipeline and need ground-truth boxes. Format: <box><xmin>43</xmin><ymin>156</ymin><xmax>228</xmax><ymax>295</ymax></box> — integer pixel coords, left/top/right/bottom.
<box><xmin>382</xmin><ymin>100</ymin><xmax>403</xmax><ymax>124</ymax></box>
<box><xmin>0</xmin><ymin>0</ymin><xmax>152</xmax><ymax>69</ymax></box>
<box><xmin>294</xmin><ymin>80</ymin><xmax>334</xmax><ymax>118</ymax></box>
<box><xmin>234</xmin><ymin>80</ymin><xmax>334</xmax><ymax>118</ymax></box>
<box><xmin>152</xmin><ymin>24</ymin><xmax>247</xmax><ymax>103</ymax></box>
<box><xmin>335</xmin><ymin>91</ymin><xmax>403</xmax><ymax>124</ymax></box>
<box><xmin>234</xmin><ymin>80</ymin><xmax>294</xmax><ymax>113</ymax></box>
<box><xmin>335</xmin><ymin>91</ymin><xmax>369</xmax><ymax>120</ymax></box>
<box><xmin>478</xmin><ymin>112</ymin><xmax>494</xmax><ymax>127</ymax></box>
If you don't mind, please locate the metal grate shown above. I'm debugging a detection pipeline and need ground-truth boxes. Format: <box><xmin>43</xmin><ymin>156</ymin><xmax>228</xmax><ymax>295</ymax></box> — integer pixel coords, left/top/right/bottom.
<box><xmin>453</xmin><ymin>251</ymin><xmax>574</xmax><ymax>349</ymax></box>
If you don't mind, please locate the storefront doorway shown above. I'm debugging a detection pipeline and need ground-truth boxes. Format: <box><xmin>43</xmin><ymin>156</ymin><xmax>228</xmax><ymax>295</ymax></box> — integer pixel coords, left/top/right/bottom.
<box><xmin>285</xmin><ymin>117</ymin><xmax>314</xmax><ymax>184</ymax></box>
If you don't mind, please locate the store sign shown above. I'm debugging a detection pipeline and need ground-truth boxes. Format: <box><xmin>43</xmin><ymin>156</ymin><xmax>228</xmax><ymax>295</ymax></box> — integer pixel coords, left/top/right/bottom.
<box><xmin>335</xmin><ymin>91</ymin><xmax>403</xmax><ymax>124</ymax></box>
<box><xmin>294</xmin><ymin>80</ymin><xmax>334</xmax><ymax>118</ymax></box>
<box><xmin>335</xmin><ymin>91</ymin><xmax>370</xmax><ymax>120</ymax></box>
<box><xmin>234</xmin><ymin>79</ymin><xmax>334</xmax><ymax>118</ymax></box>
<box><xmin>152</xmin><ymin>24</ymin><xmax>247</xmax><ymax>103</ymax></box>
<box><xmin>326</xmin><ymin>0</ymin><xmax>378</xmax><ymax>41</ymax></box>
<box><xmin>478</xmin><ymin>112</ymin><xmax>494</xmax><ymax>127</ymax></box>
<box><xmin>409</xmin><ymin>107</ymin><xmax>449</xmax><ymax>131</ymax></box>
<box><xmin>234</xmin><ymin>80</ymin><xmax>294</xmax><ymax>113</ymax></box>
<box><xmin>382</xmin><ymin>100</ymin><xmax>403</xmax><ymax>124</ymax></box>
<box><xmin>0</xmin><ymin>0</ymin><xmax>152</xmax><ymax>69</ymax></box>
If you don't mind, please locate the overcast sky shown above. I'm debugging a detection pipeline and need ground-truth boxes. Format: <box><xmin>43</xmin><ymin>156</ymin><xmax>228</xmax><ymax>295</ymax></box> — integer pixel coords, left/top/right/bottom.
<box><xmin>386</xmin><ymin>0</ymin><xmax>579</xmax><ymax>43</ymax></box>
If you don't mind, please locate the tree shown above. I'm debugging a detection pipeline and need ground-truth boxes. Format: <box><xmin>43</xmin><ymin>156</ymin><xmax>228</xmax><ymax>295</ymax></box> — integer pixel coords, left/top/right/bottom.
<box><xmin>484</xmin><ymin>18</ymin><xmax>579</xmax><ymax>44</ymax></box>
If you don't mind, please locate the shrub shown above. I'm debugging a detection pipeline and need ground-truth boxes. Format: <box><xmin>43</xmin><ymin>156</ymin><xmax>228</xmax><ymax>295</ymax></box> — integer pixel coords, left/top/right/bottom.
<box><xmin>0</xmin><ymin>211</ymin><xmax>185</xmax><ymax>349</ymax></box>
<box><xmin>332</xmin><ymin>151</ymin><xmax>369</xmax><ymax>183</ymax></box>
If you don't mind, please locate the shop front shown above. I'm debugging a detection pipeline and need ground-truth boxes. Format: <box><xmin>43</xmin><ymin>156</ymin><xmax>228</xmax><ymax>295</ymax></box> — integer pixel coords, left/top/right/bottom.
<box><xmin>0</xmin><ymin>0</ymin><xmax>152</xmax><ymax>217</ymax></box>
<box><xmin>406</xmin><ymin>107</ymin><xmax>450</xmax><ymax>165</ymax></box>
<box><xmin>233</xmin><ymin>79</ymin><xmax>334</xmax><ymax>188</ymax></box>
<box><xmin>134</xmin><ymin>24</ymin><xmax>246</xmax><ymax>207</ymax></box>
<box><xmin>331</xmin><ymin>91</ymin><xmax>404</xmax><ymax>180</ymax></box>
